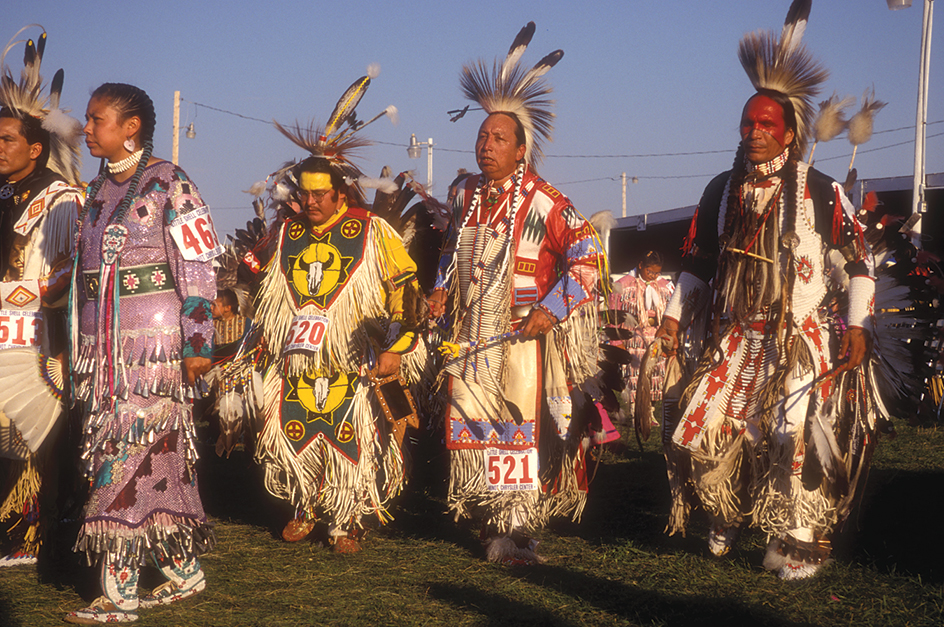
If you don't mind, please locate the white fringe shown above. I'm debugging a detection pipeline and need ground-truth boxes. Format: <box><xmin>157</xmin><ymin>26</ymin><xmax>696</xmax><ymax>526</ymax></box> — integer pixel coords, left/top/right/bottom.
<box><xmin>255</xmin><ymin>217</ymin><xmax>415</xmax><ymax>379</ymax></box>
<box><xmin>255</xmin><ymin>364</ymin><xmax>403</xmax><ymax>528</ymax></box>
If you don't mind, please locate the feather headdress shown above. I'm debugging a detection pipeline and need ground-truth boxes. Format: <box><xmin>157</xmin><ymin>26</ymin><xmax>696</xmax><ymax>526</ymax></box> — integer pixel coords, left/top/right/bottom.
<box><xmin>0</xmin><ymin>25</ymin><xmax>81</xmax><ymax>185</ymax></box>
<box><xmin>737</xmin><ymin>0</ymin><xmax>828</xmax><ymax>157</ymax></box>
<box><xmin>273</xmin><ymin>63</ymin><xmax>397</xmax><ymax>188</ymax></box>
<box><xmin>459</xmin><ymin>21</ymin><xmax>563</xmax><ymax>165</ymax></box>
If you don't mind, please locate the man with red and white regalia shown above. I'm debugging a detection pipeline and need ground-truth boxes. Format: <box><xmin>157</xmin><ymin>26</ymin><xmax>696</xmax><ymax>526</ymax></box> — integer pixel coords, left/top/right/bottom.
<box><xmin>657</xmin><ymin>0</ymin><xmax>876</xmax><ymax>581</ymax></box>
<box><xmin>429</xmin><ymin>23</ymin><xmax>605</xmax><ymax>565</ymax></box>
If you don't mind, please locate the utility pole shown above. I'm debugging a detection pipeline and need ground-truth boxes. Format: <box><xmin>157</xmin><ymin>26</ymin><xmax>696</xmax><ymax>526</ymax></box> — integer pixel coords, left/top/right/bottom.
<box><xmin>621</xmin><ymin>172</ymin><xmax>627</xmax><ymax>218</ymax></box>
<box><xmin>911</xmin><ymin>0</ymin><xmax>934</xmax><ymax>245</ymax></box>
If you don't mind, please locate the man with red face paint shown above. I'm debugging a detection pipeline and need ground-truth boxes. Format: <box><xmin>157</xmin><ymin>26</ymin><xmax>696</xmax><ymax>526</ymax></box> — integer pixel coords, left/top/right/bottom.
<box><xmin>655</xmin><ymin>77</ymin><xmax>875</xmax><ymax>581</ymax></box>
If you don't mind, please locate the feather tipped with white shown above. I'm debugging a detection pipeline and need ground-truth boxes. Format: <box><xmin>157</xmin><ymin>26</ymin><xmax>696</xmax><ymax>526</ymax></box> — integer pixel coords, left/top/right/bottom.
<box><xmin>501</xmin><ymin>22</ymin><xmax>535</xmax><ymax>84</ymax></box>
<box><xmin>813</xmin><ymin>93</ymin><xmax>854</xmax><ymax>143</ymax></box>
<box><xmin>246</xmin><ymin>180</ymin><xmax>267</xmax><ymax>197</ymax></box>
<box><xmin>807</xmin><ymin>400</ymin><xmax>848</xmax><ymax>495</ymax></box>
<box><xmin>358</xmin><ymin>176</ymin><xmax>399</xmax><ymax>195</ymax></box>
<box><xmin>779</xmin><ymin>0</ymin><xmax>811</xmax><ymax>57</ymax></box>
<box><xmin>847</xmin><ymin>88</ymin><xmax>886</xmax><ymax>147</ymax></box>
<box><xmin>366</xmin><ymin>63</ymin><xmax>381</xmax><ymax>79</ymax></box>
<box><xmin>523</xmin><ymin>49</ymin><xmax>564</xmax><ymax>83</ymax></box>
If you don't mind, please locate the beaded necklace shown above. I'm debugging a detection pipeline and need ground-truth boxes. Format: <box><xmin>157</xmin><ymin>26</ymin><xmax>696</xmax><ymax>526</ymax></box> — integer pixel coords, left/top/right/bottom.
<box><xmin>457</xmin><ymin>162</ymin><xmax>525</xmax><ymax>309</ymax></box>
<box><xmin>106</xmin><ymin>149</ymin><xmax>144</xmax><ymax>174</ymax></box>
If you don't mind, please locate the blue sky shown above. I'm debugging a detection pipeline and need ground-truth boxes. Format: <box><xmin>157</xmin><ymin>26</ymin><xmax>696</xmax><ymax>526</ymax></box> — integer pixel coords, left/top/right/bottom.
<box><xmin>5</xmin><ymin>0</ymin><xmax>941</xmax><ymax>236</ymax></box>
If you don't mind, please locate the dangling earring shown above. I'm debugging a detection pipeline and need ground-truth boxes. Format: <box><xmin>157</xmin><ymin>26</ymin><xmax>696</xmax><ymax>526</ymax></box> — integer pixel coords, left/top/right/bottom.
<box><xmin>124</xmin><ymin>138</ymin><xmax>136</xmax><ymax>152</ymax></box>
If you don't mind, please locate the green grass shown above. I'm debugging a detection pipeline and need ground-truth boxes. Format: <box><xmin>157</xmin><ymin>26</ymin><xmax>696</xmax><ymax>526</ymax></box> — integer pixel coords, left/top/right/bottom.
<box><xmin>2</xmin><ymin>421</ymin><xmax>943</xmax><ymax>626</ymax></box>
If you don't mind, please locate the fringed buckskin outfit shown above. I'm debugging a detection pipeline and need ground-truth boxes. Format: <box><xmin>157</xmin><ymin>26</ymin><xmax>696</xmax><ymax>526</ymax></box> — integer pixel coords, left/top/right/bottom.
<box><xmin>71</xmin><ymin>161</ymin><xmax>218</xmax><ymax>601</ymax></box>
<box><xmin>609</xmin><ymin>269</ymin><xmax>674</xmax><ymax>416</ymax></box>
<box><xmin>437</xmin><ymin>165</ymin><xmax>603</xmax><ymax>534</ymax></box>
<box><xmin>664</xmin><ymin>154</ymin><xmax>875</xmax><ymax>566</ymax></box>
<box><xmin>254</xmin><ymin>202</ymin><xmax>424</xmax><ymax>532</ymax></box>
<box><xmin>0</xmin><ymin>166</ymin><xmax>80</xmax><ymax>562</ymax></box>
<box><xmin>0</xmin><ymin>25</ymin><xmax>83</xmax><ymax>567</ymax></box>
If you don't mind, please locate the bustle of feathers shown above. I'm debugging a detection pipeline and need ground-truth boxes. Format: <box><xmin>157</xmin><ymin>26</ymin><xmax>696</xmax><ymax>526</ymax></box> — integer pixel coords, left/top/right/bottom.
<box><xmin>460</xmin><ymin>21</ymin><xmax>563</xmax><ymax>165</ymax></box>
<box><xmin>847</xmin><ymin>88</ymin><xmax>886</xmax><ymax>147</ymax></box>
<box><xmin>812</xmin><ymin>92</ymin><xmax>854</xmax><ymax>142</ymax></box>
<box><xmin>737</xmin><ymin>0</ymin><xmax>827</xmax><ymax>157</ymax></box>
<box><xmin>0</xmin><ymin>25</ymin><xmax>81</xmax><ymax>185</ymax></box>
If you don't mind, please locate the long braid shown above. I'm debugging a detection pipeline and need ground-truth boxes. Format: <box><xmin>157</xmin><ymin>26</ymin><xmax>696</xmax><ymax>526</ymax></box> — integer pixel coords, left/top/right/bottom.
<box><xmin>778</xmin><ymin>148</ymin><xmax>801</xmax><ymax>351</ymax></box>
<box><xmin>706</xmin><ymin>144</ymin><xmax>747</xmax><ymax>364</ymax></box>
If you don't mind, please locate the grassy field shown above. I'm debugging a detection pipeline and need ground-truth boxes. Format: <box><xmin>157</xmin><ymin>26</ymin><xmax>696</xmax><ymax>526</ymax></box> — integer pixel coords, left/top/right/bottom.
<box><xmin>2</xmin><ymin>419</ymin><xmax>943</xmax><ymax>626</ymax></box>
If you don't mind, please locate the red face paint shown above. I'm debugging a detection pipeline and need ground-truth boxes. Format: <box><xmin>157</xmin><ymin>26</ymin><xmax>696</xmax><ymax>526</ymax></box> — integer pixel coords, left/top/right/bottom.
<box><xmin>739</xmin><ymin>94</ymin><xmax>794</xmax><ymax>165</ymax></box>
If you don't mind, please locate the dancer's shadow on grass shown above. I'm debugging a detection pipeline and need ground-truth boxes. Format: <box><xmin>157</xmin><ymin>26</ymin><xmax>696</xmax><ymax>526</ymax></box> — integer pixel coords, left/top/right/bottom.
<box><xmin>426</xmin><ymin>573</ymin><xmax>810</xmax><ymax>627</ymax></box>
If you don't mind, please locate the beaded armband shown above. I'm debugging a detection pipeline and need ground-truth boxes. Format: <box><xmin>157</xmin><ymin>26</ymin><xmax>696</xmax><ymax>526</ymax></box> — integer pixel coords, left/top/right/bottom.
<box><xmin>847</xmin><ymin>275</ymin><xmax>875</xmax><ymax>330</ymax></box>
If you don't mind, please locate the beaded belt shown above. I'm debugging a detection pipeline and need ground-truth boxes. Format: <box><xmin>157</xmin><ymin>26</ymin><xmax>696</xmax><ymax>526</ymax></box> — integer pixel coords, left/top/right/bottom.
<box><xmin>82</xmin><ymin>263</ymin><xmax>176</xmax><ymax>299</ymax></box>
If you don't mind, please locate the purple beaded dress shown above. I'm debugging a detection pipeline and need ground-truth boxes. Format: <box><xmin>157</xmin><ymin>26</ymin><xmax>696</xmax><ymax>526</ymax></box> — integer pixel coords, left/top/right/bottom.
<box><xmin>71</xmin><ymin>161</ymin><xmax>216</xmax><ymax>567</ymax></box>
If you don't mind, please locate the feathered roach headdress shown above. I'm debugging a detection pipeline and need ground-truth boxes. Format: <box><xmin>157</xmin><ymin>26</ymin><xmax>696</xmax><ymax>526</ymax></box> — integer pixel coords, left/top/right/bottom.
<box><xmin>737</xmin><ymin>0</ymin><xmax>828</xmax><ymax>157</ymax></box>
<box><xmin>459</xmin><ymin>22</ymin><xmax>563</xmax><ymax>166</ymax></box>
<box><xmin>272</xmin><ymin>63</ymin><xmax>399</xmax><ymax>202</ymax></box>
<box><xmin>0</xmin><ymin>25</ymin><xmax>82</xmax><ymax>185</ymax></box>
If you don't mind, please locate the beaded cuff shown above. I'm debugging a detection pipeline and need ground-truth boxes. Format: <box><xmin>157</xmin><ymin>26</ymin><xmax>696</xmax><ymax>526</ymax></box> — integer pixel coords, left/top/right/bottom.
<box><xmin>847</xmin><ymin>275</ymin><xmax>875</xmax><ymax>330</ymax></box>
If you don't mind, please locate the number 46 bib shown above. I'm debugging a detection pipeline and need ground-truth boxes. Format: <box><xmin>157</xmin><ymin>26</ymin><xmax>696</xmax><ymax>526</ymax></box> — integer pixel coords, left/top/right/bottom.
<box><xmin>169</xmin><ymin>205</ymin><xmax>225</xmax><ymax>261</ymax></box>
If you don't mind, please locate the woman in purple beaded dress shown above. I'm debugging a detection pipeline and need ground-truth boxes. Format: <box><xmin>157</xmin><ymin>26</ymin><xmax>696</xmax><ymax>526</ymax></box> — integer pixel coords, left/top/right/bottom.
<box><xmin>65</xmin><ymin>84</ymin><xmax>222</xmax><ymax>624</ymax></box>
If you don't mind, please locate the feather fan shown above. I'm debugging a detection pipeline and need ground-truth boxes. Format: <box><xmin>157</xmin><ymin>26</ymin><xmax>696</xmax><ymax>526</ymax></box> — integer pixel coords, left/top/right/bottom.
<box><xmin>807</xmin><ymin>92</ymin><xmax>853</xmax><ymax>163</ymax></box>
<box><xmin>847</xmin><ymin>88</ymin><xmax>886</xmax><ymax>171</ymax></box>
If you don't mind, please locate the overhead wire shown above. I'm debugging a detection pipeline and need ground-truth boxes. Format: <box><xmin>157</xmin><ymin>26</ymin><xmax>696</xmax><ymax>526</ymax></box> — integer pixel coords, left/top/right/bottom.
<box><xmin>182</xmin><ymin>98</ymin><xmax>941</xmax><ymax>183</ymax></box>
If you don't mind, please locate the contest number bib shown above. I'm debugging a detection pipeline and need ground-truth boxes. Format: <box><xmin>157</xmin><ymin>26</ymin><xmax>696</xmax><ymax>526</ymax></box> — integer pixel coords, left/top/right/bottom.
<box><xmin>169</xmin><ymin>205</ymin><xmax>225</xmax><ymax>261</ymax></box>
<box><xmin>484</xmin><ymin>447</ymin><xmax>538</xmax><ymax>492</ymax></box>
<box><xmin>0</xmin><ymin>310</ymin><xmax>41</xmax><ymax>350</ymax></box>
<box><xmin>283</xmin><ymin>315</ymin><xmax>329</xmax><ymax>355</ymax></box>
